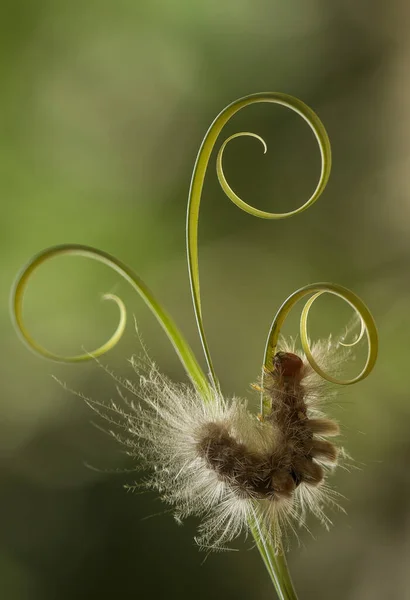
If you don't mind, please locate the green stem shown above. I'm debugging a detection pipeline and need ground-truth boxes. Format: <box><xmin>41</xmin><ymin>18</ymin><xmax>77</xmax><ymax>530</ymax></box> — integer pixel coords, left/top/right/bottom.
<box><xmin>250</xmin><ymin>508</ymin><xmax>298</xmax><ymax>599</ymax></box>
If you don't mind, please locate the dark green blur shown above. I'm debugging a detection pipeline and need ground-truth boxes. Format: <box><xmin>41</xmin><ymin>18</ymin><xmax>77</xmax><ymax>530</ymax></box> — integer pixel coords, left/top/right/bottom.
<box><xmin>2</xmin><ymin>2</ymin><xmax>409</xmax><ymax>598</ymax></box>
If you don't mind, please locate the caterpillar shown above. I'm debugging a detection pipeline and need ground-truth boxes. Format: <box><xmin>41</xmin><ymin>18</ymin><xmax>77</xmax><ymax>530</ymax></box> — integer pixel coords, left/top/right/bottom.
<box><xmin>92</xmin><ymin>337</ymin><xmax>346</xmax><ymax>550</ymax></box>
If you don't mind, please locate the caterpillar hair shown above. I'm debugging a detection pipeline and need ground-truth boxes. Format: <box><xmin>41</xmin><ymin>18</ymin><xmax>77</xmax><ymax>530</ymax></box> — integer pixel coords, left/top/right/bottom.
<box><xmin>89</xmin><ymin>336</ymin><xmax>348</xmax><ymax>551</ymax></box>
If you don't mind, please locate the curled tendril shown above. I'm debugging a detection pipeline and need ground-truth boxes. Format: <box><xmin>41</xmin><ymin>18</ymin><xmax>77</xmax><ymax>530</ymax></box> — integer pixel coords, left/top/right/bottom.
<box><xmin>261</xmin><ymin>283</ymin><xmax>379</xmax><ymax>417</ymax></box>
<box><xmin>187</xmin><ymin>92</ymin><xmax>332</xmax><ymax>389</ymax></box>
<box><xmin>10</xmin><ymin>244</ymin><xmax>211</xmax><ymax>399</ymax></box>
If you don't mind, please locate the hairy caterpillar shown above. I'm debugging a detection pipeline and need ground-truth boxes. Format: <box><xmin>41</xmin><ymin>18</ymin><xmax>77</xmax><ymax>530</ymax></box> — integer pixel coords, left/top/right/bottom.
<box><xmin>95</xmin><ymin>337</ymin><xmax>347</xmax><ymax>551</ymax></box>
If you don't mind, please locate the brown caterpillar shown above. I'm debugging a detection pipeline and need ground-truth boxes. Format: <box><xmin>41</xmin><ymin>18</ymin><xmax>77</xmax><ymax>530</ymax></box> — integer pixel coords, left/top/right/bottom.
<box><xmin>197</xmin><ymin>351</ymin><xmax>339</xmax><ymax>502</ymax></box>
<box><xmin>88</xmin><ymin>340</ymin><xmax>346</xmax><ymax>549</ymax></box>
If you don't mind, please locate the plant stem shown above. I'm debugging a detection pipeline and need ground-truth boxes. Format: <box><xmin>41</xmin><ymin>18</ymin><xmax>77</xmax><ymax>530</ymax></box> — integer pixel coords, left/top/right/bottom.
<box><xmin>250</xmin><ymin>509</ymin><xmax>298</xmax><ymax>599</ymax></box>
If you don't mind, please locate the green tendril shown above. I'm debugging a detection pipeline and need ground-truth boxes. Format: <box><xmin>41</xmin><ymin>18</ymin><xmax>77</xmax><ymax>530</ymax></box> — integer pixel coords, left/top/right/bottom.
<box><xmin>11</xmin><ymin>244</ymin><xmax>211</xmax><ymax>399</ymax></box>
<box><xmin>261</xmin><ymin>283</ymin><xmax>379</xmax><ymax>417</ymax></box>
<box><xmin>187</xmin><ymin>92</ymin><xmax>331</xmax><ymax>390</ymax></box>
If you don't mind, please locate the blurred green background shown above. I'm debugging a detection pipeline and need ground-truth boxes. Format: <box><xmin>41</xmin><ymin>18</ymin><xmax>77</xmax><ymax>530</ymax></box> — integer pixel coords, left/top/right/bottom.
<box><xmin>2</xmin><ymin>1</ymin><xmax>410</xmax><ymax>598</ymax></box>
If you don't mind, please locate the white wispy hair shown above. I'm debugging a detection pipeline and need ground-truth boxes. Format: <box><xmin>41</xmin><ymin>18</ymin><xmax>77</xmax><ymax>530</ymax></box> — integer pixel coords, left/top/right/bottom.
<box><xmin>82</xmin><ymin>337</ymin><xmax>350</xmax><ymax>552</ymax></box>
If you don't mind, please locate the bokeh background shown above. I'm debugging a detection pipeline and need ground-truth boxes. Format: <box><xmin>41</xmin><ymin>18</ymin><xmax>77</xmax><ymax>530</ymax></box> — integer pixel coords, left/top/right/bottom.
<box><xmin>2</xmin><ymin>1</ymin><xmax>410</xmax><ymax>598</ymax></box>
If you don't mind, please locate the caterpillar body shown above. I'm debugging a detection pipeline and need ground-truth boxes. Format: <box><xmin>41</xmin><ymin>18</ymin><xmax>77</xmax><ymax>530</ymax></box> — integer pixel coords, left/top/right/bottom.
<box><xmin>197</xmin><ymin>351</ymin><xmax>339</xmax><ymax>502</ymax></box>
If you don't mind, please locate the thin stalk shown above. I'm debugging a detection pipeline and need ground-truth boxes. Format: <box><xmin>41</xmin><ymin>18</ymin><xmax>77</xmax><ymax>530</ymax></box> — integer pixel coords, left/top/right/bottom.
<box><xmin>250</xmin><ymin>507</ymin><xmax>298</xmax><ymax>600</ymax></box>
